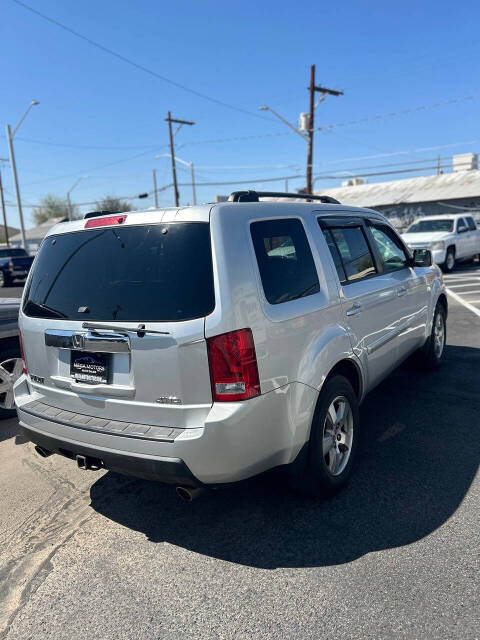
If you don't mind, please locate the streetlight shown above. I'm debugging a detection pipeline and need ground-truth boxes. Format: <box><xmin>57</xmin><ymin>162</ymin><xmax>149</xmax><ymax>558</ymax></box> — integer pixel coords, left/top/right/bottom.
<box><xmin>5</xmin><ymin>100</ymin><xmax>40</xmax><ymax>253</ymax></box>
<box><xmin>258</xmin><ymin>105</ymin><xmax>308</xmax><ymax>141</ymax></box>
<box><xmin>66</xmin><ymin>176</ymin><xmax>88</xmax><ymax>220</ymax></box>
<box><xmin>156</xmin><ymin>154</ymin><xmax>196</xmax><ymax>205</ymax></box>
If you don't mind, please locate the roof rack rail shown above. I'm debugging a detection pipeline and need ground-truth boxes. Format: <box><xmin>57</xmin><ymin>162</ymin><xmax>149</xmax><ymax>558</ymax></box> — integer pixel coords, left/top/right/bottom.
<box><xmin>84</xmin><ymin>210</ymin><xmax>120</xmax><ymax>219</ymax></box>
<box><xmin>227</xmin><ymin>190</ymin><xmax>340</xmax><ymax>204</ymax></box>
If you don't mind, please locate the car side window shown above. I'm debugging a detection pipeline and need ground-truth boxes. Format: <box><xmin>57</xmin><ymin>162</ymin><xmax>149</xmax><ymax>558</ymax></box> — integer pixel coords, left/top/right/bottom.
<box><xmin>369</xmin><ymin>223</ymin><xmax>409</xmax><ymax>272</ymax></box>
<box><xmin>250</xmin><ymin>218</ymin><xmax>320</xmax><ymax>304</ymax></box>
<box><xmin>322</xmin><ymin>229</ymin><xmax>347</xmax><ymax>283</ymax></box>
<box><xmin>327</xmin><ymin>226</ymin><xmax>377</xmax><ymax>282</ymax></box>
<box><xmin>466</xmin><ymin>217</ymin><xmax>477</xmax><ymax>231</ymax></box>
<box><xmin>457</xmin><ymin>218</ymin><xmax>468</xmax><ymax>233</ymax></box>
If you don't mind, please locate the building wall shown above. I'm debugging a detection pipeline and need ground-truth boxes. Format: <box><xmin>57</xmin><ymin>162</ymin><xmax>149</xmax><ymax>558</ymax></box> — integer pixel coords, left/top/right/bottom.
<box><xmin>375</xmin><ymin>197</ymin><xmax>480</xmax><ymax>222</ymax></box>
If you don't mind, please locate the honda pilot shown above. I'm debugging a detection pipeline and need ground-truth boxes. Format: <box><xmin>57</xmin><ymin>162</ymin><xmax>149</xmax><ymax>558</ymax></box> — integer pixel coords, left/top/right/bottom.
<box><xmin>14</xmin><ymin>191</ymin><xmax>447</xmax><ymax>497</ymax></box>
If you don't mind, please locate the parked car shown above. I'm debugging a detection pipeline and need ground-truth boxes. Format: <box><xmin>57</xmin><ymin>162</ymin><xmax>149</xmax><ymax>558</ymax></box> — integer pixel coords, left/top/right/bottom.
<box><xmin>0</xmin><ymin>298</ymin><xmax>22</xmax><ymax>418</ymax></box>
<box><xmin>0</xmin><ymin>247</ymin><xmax>35</xmax><ymax>287</ymax></box>
<box><xmin>14</xmin><ymin>192</ymin><xmax>447</xmax><ymax>498</ymax></box>
<box><xmin>401</xmin><ymin>214</ymin><xmax>480</xmax><ymax>272</ymax></box>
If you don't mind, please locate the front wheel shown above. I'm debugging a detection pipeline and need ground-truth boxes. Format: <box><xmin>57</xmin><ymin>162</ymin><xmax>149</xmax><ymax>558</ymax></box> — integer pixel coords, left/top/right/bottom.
<box><xmin>416</xmin><ymin>303</ymin><xmax>446</xmax><ymax>370</ymax></box>
<box><xmin>0</xmin><ymin>271</ymin><xmax>10</xmax><ymax>288</ymax></box>
<box><xmin>442</xmin><ymin>248</ymin><xmax>455</xmax><ymax>273</ymax></box>
<box><xmin>300</xmin><ymin>375</ymin><xmax>360</xmax><ymax>497</ymax></box>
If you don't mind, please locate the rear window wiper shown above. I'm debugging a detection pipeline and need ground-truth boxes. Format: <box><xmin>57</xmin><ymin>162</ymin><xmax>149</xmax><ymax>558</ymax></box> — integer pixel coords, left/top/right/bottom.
<box><xmin>82</xmin><ymin>322</ymin><xmax>170</xmax><ymax>337</ymax></box>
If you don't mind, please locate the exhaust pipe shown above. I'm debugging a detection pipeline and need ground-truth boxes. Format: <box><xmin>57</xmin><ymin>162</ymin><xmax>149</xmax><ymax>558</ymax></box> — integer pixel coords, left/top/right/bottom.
<box><xmin>176</xmin><ymin>486</ymin><xmax>204</xmax><ymax>502</ymax></box>
<box><xmin>76</xmin><ymin>454</ymin><xmax>102</xmax><ymax>471</ymax></box>
<box><xmin>34</xmin><ymin>445</ymin><xmax>53</xmax><ymax>458</ymax></box>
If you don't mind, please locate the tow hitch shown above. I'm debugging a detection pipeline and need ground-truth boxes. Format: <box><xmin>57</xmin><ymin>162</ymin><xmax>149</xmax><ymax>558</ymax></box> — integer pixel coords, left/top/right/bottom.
<box><xmin>76</xmin><ymin>454</ymin><xmax>103</xmax><ymax>471</ymax></box>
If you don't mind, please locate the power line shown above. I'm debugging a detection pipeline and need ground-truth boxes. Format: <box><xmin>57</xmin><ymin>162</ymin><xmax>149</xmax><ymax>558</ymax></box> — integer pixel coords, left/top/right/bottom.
<box><xmin>317</xmin><ymin>96</ymin><xmax>474</xmax><ymax>131</ymax></box>
<box><xmin>19</xmin><ymin>148</ymin><xmax>168</xmax><ymax>187</ymax></box>
<box><xmin>2</xmin><ymin>95</ymin><xmax>473</xmax><ymax>153</ymax></box>
<box><xmin>12</xmin><ymin>0</ymin><xmax>271</xmax><ymax>121</ymax></box>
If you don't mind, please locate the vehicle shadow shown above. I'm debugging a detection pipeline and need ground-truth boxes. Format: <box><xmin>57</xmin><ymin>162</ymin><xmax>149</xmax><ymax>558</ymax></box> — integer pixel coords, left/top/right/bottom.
<box><xmin>0</xmin><ymin>416</ymin><xmax>26</xmax><ymax>444</ymax></box>
<box><xmin>90</xmin><ymin>344</ymin><xmax>479</xmax><ymax>569</ymax></box>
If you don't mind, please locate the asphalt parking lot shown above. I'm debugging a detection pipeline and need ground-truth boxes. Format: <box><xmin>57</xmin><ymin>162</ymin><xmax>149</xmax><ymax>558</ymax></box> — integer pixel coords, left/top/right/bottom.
<box><xmin>0</xmin><ymin>285</ymin><xmax>24</xmax><ymax>300</ymax></box>
<box><xmin>0</xmin><ymin>272</ymin><xmax>479</xmax><ymax>640</ymax></box>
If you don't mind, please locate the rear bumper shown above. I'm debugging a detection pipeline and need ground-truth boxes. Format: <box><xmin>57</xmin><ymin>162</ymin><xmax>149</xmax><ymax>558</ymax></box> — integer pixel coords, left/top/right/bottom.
<box><xmin>15</xmin><ymin>377</ymin><xmax>318</xmax><ymax>485</ymax></box>
<box><xmin>19</xmin><ymin>420</ymin><xmax>201</xmax><ymax>486</ymax></box>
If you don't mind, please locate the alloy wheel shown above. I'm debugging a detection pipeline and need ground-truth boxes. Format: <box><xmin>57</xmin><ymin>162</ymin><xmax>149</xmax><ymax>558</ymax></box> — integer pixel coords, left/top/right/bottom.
<box><xmin>433</xmin><ymin>312</ymin><xmax>445</xmax><ymax>359</ymax></box>
<box><xmin>0</xmin><ymin>358</ymin><xmax>23</xmax><ymax>409</ymax></box>
<box><xmin>322</xmin><ymin>395</ymin><xmax>354</xmax><ymax>476</ymax></box>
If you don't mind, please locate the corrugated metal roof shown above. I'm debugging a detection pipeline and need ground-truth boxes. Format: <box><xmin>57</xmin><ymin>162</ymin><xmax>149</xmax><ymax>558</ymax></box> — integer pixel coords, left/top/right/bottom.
<box><xmin>316</xmin><ymin>170</ymin><xmax>480</xmax><ymax>207</ymax></box>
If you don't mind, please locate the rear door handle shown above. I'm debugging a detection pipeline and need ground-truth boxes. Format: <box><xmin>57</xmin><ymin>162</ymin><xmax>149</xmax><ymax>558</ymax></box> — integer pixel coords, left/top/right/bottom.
<box><xmin>346</xmin><ymin>303</ymin><xmax>362</xmax><ymax>317</ymax></box>
<box><xmin>397</xmin><ymin>287</ymin><xmax>407</xmax><ymax>297</ymax></box>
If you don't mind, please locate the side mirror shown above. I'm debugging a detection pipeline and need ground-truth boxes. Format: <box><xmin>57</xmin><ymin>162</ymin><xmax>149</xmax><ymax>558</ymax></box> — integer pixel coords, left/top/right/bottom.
<box><xmin>458</xmin><ymin>225</ymin><xmax>468</xmax><ymax>233</ymax></box>
<box><xmin>412</xmin><ymin>248</ymin><xmax>432</xmax><ymax>267</ymax></box>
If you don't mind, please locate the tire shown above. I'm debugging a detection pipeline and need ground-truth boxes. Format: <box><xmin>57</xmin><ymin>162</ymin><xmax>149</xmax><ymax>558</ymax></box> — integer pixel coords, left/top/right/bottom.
<box><xmin>442</xmin><ymin>248</ymin><xmax>455</xmax><ymax>273</ymax></box>
<box><xmin>0</xmin><ymin>344</ymin><xmax>22</xmax><ymax>419</ymax></box>
<box><xmin>300</xmin><ymin>375</ymin><xmax>360</xmax><ymax>498</ymax></box>
<box><xmin>417</xmin><ymin>303</ymin><xmax>446</xmax><ymax>370</ymax></box>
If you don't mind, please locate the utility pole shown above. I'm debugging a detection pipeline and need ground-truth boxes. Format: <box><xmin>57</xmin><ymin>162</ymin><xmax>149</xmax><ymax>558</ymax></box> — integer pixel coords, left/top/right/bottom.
<box><xmin>5</xmin><ymin>101</ymin><xmax>39</xmax><ymax>253</ymax></box>
<box><xmin>153</xmin><ymin>169</ymin><xmax>159</xmax><ymax>208</ymax></box>
<box><xmin>165</xmin><ymin>112</ymin><xmax>195</xmax><ymax>206</ymax></box>
<box><xmin>6</xmin><ymin>124</ymin><xmax>27</xmax><ymax>250</ymax></box>
<box><xmin>306</xmin><ymin>65</ymin><xmax>343</xmax><ymax>194</ymax></box>
<box><xmin>0</xmin><ymin>169</ymin><xmax>9</xmax><ymax>246</ymax></box>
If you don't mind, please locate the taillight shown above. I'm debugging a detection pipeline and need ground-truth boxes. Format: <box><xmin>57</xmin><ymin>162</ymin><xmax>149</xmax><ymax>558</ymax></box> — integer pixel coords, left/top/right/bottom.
<box><xmin>207</xmin><ymin>328</ymin><xmax>260</xmax><ymax>402</ymax></box>
<box><xmin>85</xmin><ymin>215</ymin><xmax>127</xmax><ymax>228</ymax></box>
<box><xmin>19</xmin><ymin>330</ymin><xmax>27</xmax><ymax>374</ymax></box>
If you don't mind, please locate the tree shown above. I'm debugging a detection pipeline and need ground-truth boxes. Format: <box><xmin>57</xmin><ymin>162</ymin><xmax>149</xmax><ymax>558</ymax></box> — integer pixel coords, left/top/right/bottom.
<box><xmin>32</xmin><ymin>194</ymin><xmax>77</xmax><ymax>225</ymax></box>
<box><xmin>95</xmin><ymin>196</ymin><xmax>132</xmax><ymax>213</ymax></box>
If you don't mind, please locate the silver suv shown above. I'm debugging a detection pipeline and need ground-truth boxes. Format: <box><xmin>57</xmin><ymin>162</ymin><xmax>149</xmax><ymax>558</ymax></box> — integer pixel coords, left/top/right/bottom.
<box><xmin>15</xmin><ymin>191</ymin><xmax>447</xmax><ymax>498</ymax></box>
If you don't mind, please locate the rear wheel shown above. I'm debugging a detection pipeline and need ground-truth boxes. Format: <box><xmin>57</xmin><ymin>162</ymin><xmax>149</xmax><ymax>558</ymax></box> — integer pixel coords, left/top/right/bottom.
<box><xmin>300</xmin><ymin>375</ymin><xmax>360</xmax><ymax>497</ymax></box>
<box><xmin>442</xmin><ymin>248</ymin><xmax>455</xmax><ymax>273</ymax></box>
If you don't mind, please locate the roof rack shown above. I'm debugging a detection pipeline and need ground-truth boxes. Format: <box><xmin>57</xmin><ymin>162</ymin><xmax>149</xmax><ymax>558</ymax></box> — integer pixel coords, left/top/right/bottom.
<box><xmin>84</xmin><ymin>210</ymin><xmax>120</xmax><ymax>219</ymax></box>
<box><xmin>227</xmin><ymin>190</ymin><xmax>340</xmax><ymax>204</ymax></box>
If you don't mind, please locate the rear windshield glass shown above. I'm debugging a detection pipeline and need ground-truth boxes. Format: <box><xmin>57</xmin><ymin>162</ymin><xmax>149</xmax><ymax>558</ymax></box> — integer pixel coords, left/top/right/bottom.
<box><xmin>407</xmin><ymin>219</ymin><xmax>454</xmax><ymax>233</ymax></box>
<box><xmin>23</xmin><ymin>223</ymin><xmax>215</xmax><ymax>322</ymax></box>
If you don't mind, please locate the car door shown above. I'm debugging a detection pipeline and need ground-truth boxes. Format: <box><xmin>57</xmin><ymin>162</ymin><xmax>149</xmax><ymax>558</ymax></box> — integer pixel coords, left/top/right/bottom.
<box><xmin>319</xmin><ymin>216</ymin><xmax>404</xmax><ymax>391</ymax></box>
<box><xmin>456</xmin><ymin>217</ymin><xmax>469</xmax><ymax>258</ymax></box>
<box><xmin>465</xmin><ymin>216</ymin><xmax>479</xmax><ymax>257</ymax></box>
<box><xmin>365</xmin><ymin>220</ymin><xmax>428</xmax><ymax>360</ymax></box>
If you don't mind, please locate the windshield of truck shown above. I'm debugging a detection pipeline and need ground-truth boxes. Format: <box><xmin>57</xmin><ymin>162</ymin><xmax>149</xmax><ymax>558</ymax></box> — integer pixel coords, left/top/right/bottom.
<box><xmin>23</xmin><ymin>223</ymin><xmax>215</xmax><ymax>322</ymax></box>
<box><xmin>406</xmin><ymin>219</ymin><xmax>454</xmax><ymax>233</ymax></box>
<box><xmin>0</xmin><ymin>249</ymin><xmax>28</xmax><ymax>257</ymax></box>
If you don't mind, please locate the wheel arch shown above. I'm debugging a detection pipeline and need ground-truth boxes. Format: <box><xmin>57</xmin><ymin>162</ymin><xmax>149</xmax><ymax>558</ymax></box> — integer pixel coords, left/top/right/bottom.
<box><xmin>322</xmin><ymin>357</ymin><xmax>363</xmax><ymax>400</ymax></box>
<box><xmin>437</xmin><ymin>292</ymin><xmax>448</xmax><ymax>318</ymax></box>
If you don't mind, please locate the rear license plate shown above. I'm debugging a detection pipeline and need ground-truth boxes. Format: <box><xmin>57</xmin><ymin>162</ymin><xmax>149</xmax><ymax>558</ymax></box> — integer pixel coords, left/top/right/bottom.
<box><xmin>70</xmin><ymin>351</ymin><xmax>109</xmax><ymax>384</ymax></box>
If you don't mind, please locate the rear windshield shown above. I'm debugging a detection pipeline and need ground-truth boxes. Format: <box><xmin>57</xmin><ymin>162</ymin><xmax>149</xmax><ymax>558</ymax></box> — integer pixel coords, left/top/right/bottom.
<box><xmin>23</xmin><ymin>223</ymin><xmax>215</xmax><ymax>322</ymax></box>
<box><xmin>407</xmin><ymin>219</ymin><xmax>454</xmax><ymax>233</ymax></box>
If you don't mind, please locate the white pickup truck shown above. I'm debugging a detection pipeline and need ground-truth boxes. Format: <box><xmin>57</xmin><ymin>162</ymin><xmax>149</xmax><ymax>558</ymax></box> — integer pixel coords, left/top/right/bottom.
<box><xmin>401</xmin><ymin>214</ymin><xmax>480</xmax><ymax>272</ymax></box>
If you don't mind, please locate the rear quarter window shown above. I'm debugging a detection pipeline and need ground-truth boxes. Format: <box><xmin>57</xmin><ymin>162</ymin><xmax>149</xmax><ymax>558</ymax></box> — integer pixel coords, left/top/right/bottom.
<box><xmin>250</xmin><ymin>218</ymin><xmax>320</xmax><ymax>304</ymax></box>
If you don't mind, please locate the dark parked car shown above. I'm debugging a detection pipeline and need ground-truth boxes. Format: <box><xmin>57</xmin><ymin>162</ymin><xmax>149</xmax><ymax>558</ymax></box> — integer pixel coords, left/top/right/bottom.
<box><xmin>0</xmin><ymin>248</ymin><xmax>34</xmax><ymax>287</ymax></box>
<box><xmin>0</xmin><ymin>298</ymin><xmax>21</xmax><ymax>418</ymax></box>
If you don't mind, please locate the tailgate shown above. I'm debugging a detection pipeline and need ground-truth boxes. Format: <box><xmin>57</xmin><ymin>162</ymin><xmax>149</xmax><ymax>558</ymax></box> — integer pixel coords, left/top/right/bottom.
<box><xmin>19</xmin><ymin>220</ymin><xmax>215</xmax><ymax>429</ymax></box>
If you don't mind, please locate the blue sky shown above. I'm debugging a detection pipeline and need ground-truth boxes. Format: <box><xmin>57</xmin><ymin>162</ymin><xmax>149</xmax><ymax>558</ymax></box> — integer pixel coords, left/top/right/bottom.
<box><xmin>1</xmin><ymin>0</ymin><xmax>479</xmax><ymax>227</ymax></box>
